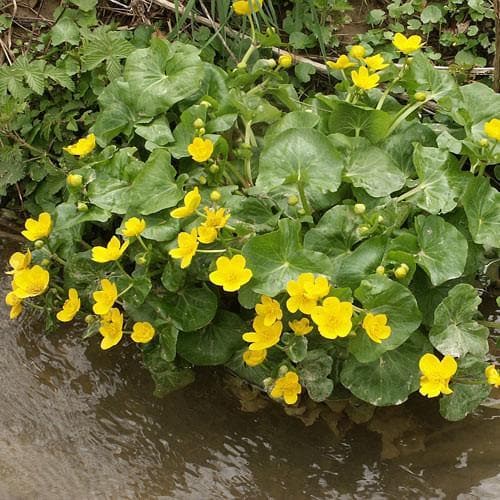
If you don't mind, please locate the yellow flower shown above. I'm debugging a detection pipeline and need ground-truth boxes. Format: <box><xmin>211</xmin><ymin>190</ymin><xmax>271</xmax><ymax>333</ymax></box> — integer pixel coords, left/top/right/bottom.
<box><xmin>351</xmin><ymin>66</ymin><xmax>380</xmax><ymax>90</ymax></box>
<box><xmin>63</xmin><ymin>133</ymin><xmax>96</xmax><ymax>157</ymax></box>
<box><xmin>91</xmin><ymin>236</ymin><xmax>129</xmax><ymax>263</ymax></box>
<box><xmin>92</xmin><ymin>279</ymin><xmax>118</xmax><ymax>316</ymax></box>
<box><xmin>349</xmin><ymin>45</ymin><xmax>366</xmax><ymax>59</ymax></box>
<box><xmin>392</xmin><ymin>33</ymin><xmax>423</xmax><ymax>54</ymax></box>
<box><xmin>99</xmin><ymin>307</ymin><xmax>124</xmax><ymax>350</ymax></box>
<box><xmin>197</xmin><ymin>225</ymin><xmax>218</xmax><ymax>244</ymax></box>
<box><xmin>311</xmin><ymin>296</ymin><xmax>353</xmax><ymax>339</ymax></box>
<box><xmin>255</xmin><ymin>295</ymin><xmax>282</xmax><ymax>326</ymax></box>
<box><xmin>22</xmin><ymin>212</ymin><xmax>52</xmax><ymax>241</ymax></box>
<box><xmin>12</xmin><ymin>265</ymin><xmax>50</xmax><ymax>299</ymax></box>
<box><xmin>363</xmin><ymin>54</ymin><xmax>389</xmax><ymax>71</ymax></box>
<box><xmin>122</xmin><ymin>217</ymin><xmax>146</xmax><ymax>238</ymax></box>
<box><xmin>209</xmin><ymin>254</ymin><xmax>253</xmax><ymax>292</ymax></box>
<box><xmin>326</xmin><ymin>55</ymin><xmax>355</xmax><ymax>70</ymax></box>
<box><xmin>286</xmin><ymin>273</ymin><xmax>330</xmax><ymax>314</ymax></box>
<box><xmin>131</xmin><ymin>321</ymin><xmax>156</xmax><ymax>343</ymax></box>
<box><xmin>485</xmin><ymin>365</ymin><xmax>500</xmax><ymax>388</ymax></box>
<box><xmin>362</xmin><ymin>313</ymin><xmax>391</xmax><ymax>344</ymax></box>
<box><xmin>170</xmin><ymin>187</ymin><xmax>202</xmax><ymax>219</ymax></box>
<box><xmin>7</xmin><ymin>249</ymin><xmax>32</xmax><ymax>275</ymax></box>
<box><xmin>419</xmin><ymin>353</ymin><xmax>457</xmax><ymax>398</ymax></box>
<box><xmin>232</xmin><ymin>0</ymin><xmax>263</xmax><ymax>16</ymax></box>
<box><xmin>242</xmin><ymin>315</ymin><xmax>282</xmax><ymax>350</ymax></box>
<box><xmin>169</xmin><ymin>229</ymin><xmax>199</xmax><ymax>269</ymax></box>
<box><xmin>56</xmin><ymin>288</ymin><xmax>80</xmax><ymax>322</ymax></box>
<box><xmin>204</xmin><ymin>207</ymin><xmax>230</xmax><ymax>229</ymax></box>
<box><xmin>278</xmin><ymin>53</ymin><xmax>293</xmax><ymax>68</ymax></box>
<box><xmin>5</xmin><ymin>291</ymin><xmax>23</xmax><ymax>319</ymax></box>
<box><xmin>289</xmin><ymin>318</ymin><xmax>313</xmax><ymax>336</ymax></box>
<box><xmin>484</xmin><ymin>118</ymin><xmax>500</xmax><ymax>141</ymax></box>
<box><xmin>187</xmin><ymin>137</ymin><xmax>214</xmax><ymax>162</ymax></box>
<box><xmin>270</xmin><ymin>371</ymin><xmax>302</xmax><ymax>405</ymax></box>
<box><xmin>243</xmin><ymin>348</ymin><xmax>267</xmax><ymax>367</ymax></box>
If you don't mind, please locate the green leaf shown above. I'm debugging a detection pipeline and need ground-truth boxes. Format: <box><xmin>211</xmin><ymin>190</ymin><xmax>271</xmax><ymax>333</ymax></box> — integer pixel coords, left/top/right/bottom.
<box><xmin>0</xmin><ymin>145</ymin><xmax>25</xmax><ymax>196</ymax></box>
<box><xmin>124</xmin><ymin>38</ymin><xmax>203</xmax><ymax>116</ymax></box>
<box><xmin>439</xmin><ymin>356</ymin><xmax>491</xmax><ymax>421</ymax></box>
<box><xmin>421</xmin><ymin>5</ymin><xmax>443</xmax><ymax>23</ymax></box>
<box><xmin>256</xmin><ymin>128</ymin><xmax>343</xmax><ymax>201</ymax></box>
<box><xmin>161</xmin><ymin>259</ymin><xmax>186</xmax><ymax>292</ymax></box>
<box><xmin>409</xmin><ymin>145</ymin><xmax>465</xmax><ymax>214</ymax></box>
<box><xmin>414</xmin><ymin>215</ymin><xmax>468</xmax><ymax>286</ymax></box>
<box><xmin>226</xmin><ymin>348</ymin><xmax>282</xmax><ymax>386</ymax></box>
<box><xmin>242</xmin><ymin>219</ymin><xmax>333</xmax><ymax>297</ymax></box>
<box><xmin>142</xmin><ymin>214</ymin><xmax>179</xmax><ymax>242</ymax></box>
<box><xmin>429</xmin><ymin>284</ymin><xmax>489</xmax><ymax>358</ymax></box>
<box><xmin>341</xmin><ymin>332</ymin><xmax>431</xmax><ymax>406</ymax></box>
<box><xmin>265</xmin><ymin>111</ymin><xmax>320</xmax><ymax>142</ymax></box>
<box><xmin>143</xmin><ymin>345</ymin><xmax>195</xmax><ymax>397</ymax></box>
<box><xmin>116</xmin><ymin>273</ymin><xmax>152</xmax><ymax>308</ymax></box>
<box><xmin>158</xmin><ymin>322</ymin><xmax>178</xmax><ymax>362</ymax></box>
<box><xmin>332</xmin><ymin>236</ymin><xmax>387</xmax><ymax>290</ymax></box>
<box><xmin>161</xmin><ymin>285</ymin><xmax>218</xmax><ymax>332</ymax></box>
<box><xmin>343</xmin><ymin>139</ymin><xmax>406</xmax><ymax>197</ymax></box>
<box><xmin>134</xmin><ymin>116</ymin><xmax>174</xmax><ymax>145</ymax></box>
<box><xmin>349</xmin><ymin>275</ymin><xmax>422</xmax><ymax>362</ymax></box>
<box><xmin>304</xmin><ymin>205</ymin><xmax>362</xmax><ymax>257</ymax></box>
<box><xmin>462</xmin><ymin>175</ymin><xmax>500</xmax><ymax>248</ymax></box>
<box><xmin>50</xmin><ymin>18</ymin><xmax>80</xmax><ymax>46</ymax></box>
<box><xmin>295</xmin><ymin>62</ymin><xmax>316</xmax><ymax>83</ymax></box>
<box><xmin>128</xmin><ymin>149</ymin><xmax>183</xmax><ymax>215</ymax></box>
<box><xmin>297</xmin><ymin>350</ymin><xmax>334</xmax><ymax>402</ymax></box>
<box><xmin>69</xmin><ymin>0</ymin><xmax>97</xmax><ymax>11</ymax></box>
<box><xmin>282</xmin><ymin>332</ymin><xmax>308</xmax><ymax>363</ymax></box>
<box><xmin>177</xmin><ymin>311</ymin><xmax>246</xmax><ymax>365</ymax></box>
<box><xmin>320</xmin><ymin>99</ymin><xmax>393</xmax><ymax>143</ymax></box>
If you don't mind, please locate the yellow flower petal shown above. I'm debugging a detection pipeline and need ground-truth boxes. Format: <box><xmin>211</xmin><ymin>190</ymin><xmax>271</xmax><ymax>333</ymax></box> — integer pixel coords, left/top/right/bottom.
<box><xmin>63</xmin><ymin>133</ymin><xmax>96</xmax><ymax>157</ymax></box>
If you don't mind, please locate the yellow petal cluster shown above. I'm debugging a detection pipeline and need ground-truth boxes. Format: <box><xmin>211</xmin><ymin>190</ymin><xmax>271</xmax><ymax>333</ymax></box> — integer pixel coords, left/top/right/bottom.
<box><xmin>197</xmin><ymin>207</ymin><xmax>230</xmax><ymax>244</ymax></box>
<box><xmin>12</xmin><ymin>265</ymin><xmax>50</xmax><ymax>298</ymax></box>
<box><xmin>255</xmin><ymin>295</ymin><xmax>282</xmax><ymax>326</ymax></box>
<box><xmin>232</xmin><ymin>0</ymin><xmax>263</xmax><ymax>16</ymax></box>
<box><xmin>170</xmin><ymin>187</ymin><xmax>201</xmax><ymax>219</ymax></box>
<box><xmin>56</xmin><ymin>288</ymin><xmax>80</xmax><ymax>322</ymax></box>
<box><xmin>278</xmin><ymin>54</ymin><xmax>293</xmax><ymax>69</ymax></box>
<box><xmin>349</xmin><ymin>45</ymin><xmax>366</xmax><ymax>59</ymax></box>
<box><xmin>63</xmin><ymin>133</ymin><xmax>96</xmax><ymax>157</ymax></box>
<box><xmin>392</xmin><ymin>33</ymin><xmax>423</xmax><ymax>54</ymax></box>
<box><xmin>243</xmin><ymin>348</ymin><xmax>267</xmax><ymax>367</ymax></box>
<box><xmin>362</xmin><ymin>313</ymin><xmax>391</xmax><ymax>343</ymax></box>
<box><xmin>187</xmin><ymin>137</ymin><xmax>214</xmax><ymax>162</ymax></box>
<box><xmin>289</xmin><ymin>318</ymin><xmax>313</xmax><ymax>336</ymax></box>
<box><xmin>326</xmin><ymin>55</ymin><xmax>355</xmax><ymax>70</ymax></box>
<box><xmin>7</xmin><ymin>250</ymin><xmax>32</xmax><ymax>275</ymax></box>
<box><xmin>99</xmin><ymin>308</ymin><xmax>124</xmax><ymax>350</ymax></box>
<box><xmin>122</xmin><ymin>217</ymin><xmax>146</xmax><ymax>238</ymax></box>
<box><xmin>243</xmin><ymin>315</ymin><xmax>282</xmax><ymax>350</ymax></box>
<box><xmin>351</xmin><ymin>66</ymin><xmax>380</xmax><ymax>90</ymax></box>
<box><xmin>169</xmin><ymin>229</ymin><xmax>199</xmax><ymax>269</ymax></box>
<box><xmin>419</xmin><ymin>353</ymin><xmax>457</xmax><ymax>398</ymax></box>
<box><xmin>363</xmin><ymin>54</ymin><xmax>389</xmax><ymax>71</ymax></box>
<box><xmin>92</xmin><ymin>236</ymin><xmax>129</xmax><ymax>263</ymax></box>
<box><xmin>270</xmin><ymin>371</ymin><xmax>302</xmax><ymax>405</ymax></box>
<box><xmin>5</xmin><ymin>291</ymin><xmax>23</xmax><ymax>319</ymax></box>
<box><xmin>485</xmin><ymin>365</ymin><xmax>500</xmax><ymax>388</ymax></box>
<box><xmin>92</xmin><ymin>279</ymin><xmax>118</xmax><ymax>316</ymax></box>
<box><xmin>209</xmin><ymin>255</ymin><xmax>252</xmax><ymax>292</ymax></box>
<box><xmin>311</xmin><ymin>296</ymin><xmax>353</xmax><ymax>339</ymax></box>
<box><xmin>131</xmin><ymin>321</ymin><xmax>156</xmax><ymax>343</ymax></box>
<box><xmin>286</xmin><ymin>273</ymin><xmax>330</xmax><ymax>314</ymax></box>
<box><xmin>484</xmin><ymin>118</ymin><xmax>500</xmax><ymax>141</ymax></box>
<box><xmin>22</xmin><ymin>212</ymin><xmax>52</xmax><ymax>241</ymax></box>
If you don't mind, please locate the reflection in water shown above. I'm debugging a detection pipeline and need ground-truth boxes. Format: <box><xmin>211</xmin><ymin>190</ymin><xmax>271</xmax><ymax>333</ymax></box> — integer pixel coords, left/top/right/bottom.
<box><xmin>0</xmin><ymin>240</ymin><xmax>499</xmax><ymax>499</ymax></box>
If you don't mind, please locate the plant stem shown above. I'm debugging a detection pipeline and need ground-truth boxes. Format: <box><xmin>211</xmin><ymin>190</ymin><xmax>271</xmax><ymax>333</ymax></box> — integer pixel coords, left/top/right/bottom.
<box><xmin>376</xmin><ymin>56</ymin><xmax>408</xmax><ymax>110</ymax></box>
<box><xmin>197</xmin><ymin>249</ymin><xmax>227</xmax><ymax>253</ymax></box>
<box><xmin>297</xmin><ymin>180</ymin><xmax>311</xmax><ymax>216</ymax></box>
<box><xmin>385</xmin><ymin>101</ymin><xmax>425</xmax><ymax>136</ymax></box>
<box><xmin>118</xmin><ymin>283</ymin><xmax>134</xmax><ymax>298</ymax></box>
<box><xmin>479</xmin><ymin>320</ymin><xmax>500</xmax><ymax>329</ymax></box>
<box><xmin>137</xmin><ymin>235</ymin><xmax>149</xmax><ymax>253</ymax></box>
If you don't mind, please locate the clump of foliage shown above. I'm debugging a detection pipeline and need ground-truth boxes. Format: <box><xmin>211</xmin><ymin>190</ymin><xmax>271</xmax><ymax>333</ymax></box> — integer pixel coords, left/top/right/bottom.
<box><xmin>2</xmin><ymin>2</ymin><xmax>500</xmax><ymax>422</ymax></box>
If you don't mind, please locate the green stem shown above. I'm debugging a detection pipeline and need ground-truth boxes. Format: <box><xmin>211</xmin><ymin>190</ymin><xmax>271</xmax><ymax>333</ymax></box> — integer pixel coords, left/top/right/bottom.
<box><xmin>297</xmin><ymin>181</ymin><xmax>311</xmax><ymax>216</ymax></box>
<box><xmin>244</xmin><ymin>120</ymin><xmax>254</xmax><ymax>186</ymax></box>
<box><xmin>137</xmin><ymin>235</ymin><xmax>149</xmax><ymax>253</ymax></box>
<box><xmin>197</xmin><ymin>249</ymin><xmax>227</xmax><ymax>254</ymax></box>
<box><xmin>385</xmin><ymin>101</ymin><xmax>425</xmax><ymax>136</ymax></box>
<box><xmin>118</xmin><ymin>283</ymin><xmax>134</xmax><ymax>298</ymax></box>
<box><xmin>115</xmin><ymin>260</ymin><xmax>130</xmax><ymax>277</ymax></box>
<box><xmin>395</xmin><ymin>184</ymin><xmax>425</xmax><ymax>203</ymax></box>
<box><xmin>376</xmin><ymin>56</ymin><xmax>408</xmax><ymax>110</ymax></box>
<box><xmin>479</xmin><ymin>320</ymin><xmax>500</xmax><ymax>329</ymax></box>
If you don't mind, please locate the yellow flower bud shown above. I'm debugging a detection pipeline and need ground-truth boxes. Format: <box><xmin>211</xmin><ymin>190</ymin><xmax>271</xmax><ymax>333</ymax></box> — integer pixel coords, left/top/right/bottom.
<box><xmin>198</xmin><ymin>127</ymin><xmax>206</xmax><ymax>136</ymax></box>
<box><xmin>278</xmin><ymin>365</ymin><xmax>289</xmax><ymax>377</ymax></box>
<box><xmin>209</xmin><ymin>163</ymin><xmax>220</xmax><ymax>174</ymax></box>
<box><xmin>41</xmin><ymin>258</ymin><xmax>50</xmax><ymax>267</ymax></box>
<box><xmin>414</xmin><ymin>91</ymin><xmax>427</xmax><ymax>102</ymax></box>
<box><xmin>288</xmin><ymin>195</ymin><xmax>299</xmax><ymax>206</ymax></box>
<box><xmin>200</xmin><ymin>100</ymin><xmax>212</xmax><ymax>108</ymax></box>
<box><xmin>193</xmin><ymin>118</ymin><xmax>205</xmax><ymax>129</ymax></box>
<box><xmin>67</xmin><ymin>174</ymin><xmax>83</xmax><ymax>188</ymax></box>
<box><xmin>377</xmin><ymin>215</ymin><xmax>384</xmax><ymax>223</ymax></box>
<box><xmin>210</xmin><ymin>190</ymin><xmax>222</xmax><ymax>202</ymax></box>
<box><xmin>349</xmin><ymin>45</ymin><xmax>366</xmax><ymax>59</ymax></box>
<box><xmin>354</xmin><ymin>203</ymin><xmax>366</xmax><ymax>215</ymax></box>
<box><xmin>199</xmin><ymin>175</ymin><xmax>207</xmax><ymax>185</ymax></box>
<box><xmin>479</xmin><ymin>138</ymin><xmax>489</xmax><ymax>147</ymax></box>
<box><xmin>278</xmin><ymin>54</ymin><xmax>293</xmax><ymax>69</ymax></box>
<box><xmin>77</xmin><ymin>202</ymin><xmax>88</xmax><ymax>212</ymax></box>
<box><xmin>358</xmin><ymin>225</ymin><xmax>370</xmax><ymax>235</ymax></box>
<box><xmin>85</xmin><ymin>314</ymin><xmax>96</xmax><ymax>324</ymax></box>
<box><xmin>394</xmin><ymin>264</ymin><xmax>409</xmax><ymax>279</ymax></box>
<box><xmin>34</xmin><ymin>239</ymin><xmax>45</xmax><ymax>249</ymax></box>
<box><xmin>376</xmin><ymin>265</ymin><xmax>385</xmax><ymax>275</ymax></box>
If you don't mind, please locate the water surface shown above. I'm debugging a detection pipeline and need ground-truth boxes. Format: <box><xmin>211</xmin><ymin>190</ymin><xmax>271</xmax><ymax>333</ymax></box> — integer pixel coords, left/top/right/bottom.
<box><xmin>1</xmin><ymin>240</ymin><xmax>499</xmax><ymax>499</ymax></box>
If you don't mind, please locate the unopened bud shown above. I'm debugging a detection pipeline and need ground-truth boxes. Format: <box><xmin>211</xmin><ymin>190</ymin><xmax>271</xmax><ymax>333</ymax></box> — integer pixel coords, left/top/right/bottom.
<box><xmin>136</xmin><ymin>255</ymin><xmax>147</xmax><ymax>265</ymax></box>
<box><xmin>193</xmin><ymin>118</ymin><xmax>205</xmax><ymax>129</ymax></box>
<box><xmin>278</xmin><ymin>365</ymin><xmax>289</xmax><ymax>377</ymax></box>
<box><xmin>358</xmin><ymin>225</ymin><xmax>370</xmax><ymax>235</ymax></box>
<box><xmin>198</xmin><ymin>127</ymin><xmax>206</xmax><ymax>136</ymax></box>
<box><xmin>77</xmin><ymin>202</ymin><xmax>88</xmax><ymax>212</ymax></box>
<box><xmin>263</xmin><ymin>377</ymin><xmax>273</xmax><ymax>389</ymax></box>
<box><xmin>200</xmin><ymin>100</ymin><xmax>211</xmax><ymax>108</ymax></box>
<box><xmin>278</xmin><ymin>54</ymin><xmax>293</xmax><ymax>69</ymax></box>
<box><xmin>287</xmin><ymin>194</ymin><xmax>299</xmax><ymax>206</ymax></box>
<box><xmin>210</xmin><ymin>190</ymin><xmax>221</xmax><ymax>202</ymax></box>
<box><xmin>394</xmin><ymin>264</ymin><xmax>409</xmax><ymax>279</ymax></box>
<box><xmin>297</xmin><ymin>208</ymin><xmax>306</xmax><ymax>216</ymax></box>
<box><xmin>209</xmin><ymin>163</ymin><xmax>220</xmax><ymax>174</ymax></box>
<box><xmin>34</xmin><ymin>240</ymin><xmax>45</xmax><ymax>249</ymax></box>
<box><xmin>354</xmin><ymin>203</ymin><xmax>366</xmax><ymax>215</ymax></box>
<box><xmin>199</xmin><ymin>175</ymin><xmax>207</xmax><ymax>185</ymax></box>
<box><xmin>236</xmin><ymin>61</ymin><xmax>247</xmax><ymax>70</ymax></box>
<box><xmin>41</xmin><ymin>258</ymin><xmax>50</xmax><ymax>267</ymax></box>
<box><xmin>267</xmin><ymin>59</ymin><xmax>277</xmax><ymax>68</ymax></box>
<box><xmin>376</xmin><ymin>265</ymin><xmax>385</xmax><ymax>275</ymax></box>
<box><xmin>67</xmin><ymin>174</ymin><xmax>83</xmax><ymax>188</ymax></box>
<box><xmin>414</xmin><ymin>91</ymin><xmax>427</xmax><ymax>102</ymax></box>
<box><xmin>85</xmin><ymin>314</ymin><xmax>96</xmax><ymax>324</ymax></box>
<box><xmin>479</xmin><ymin>138</ymin><xmax>489</xmax><ymax>147</ymax></box>
<box><xmin>377</xmin><ymin>215</ymin><xmax>384</xmax><ymax>223</ymax></box>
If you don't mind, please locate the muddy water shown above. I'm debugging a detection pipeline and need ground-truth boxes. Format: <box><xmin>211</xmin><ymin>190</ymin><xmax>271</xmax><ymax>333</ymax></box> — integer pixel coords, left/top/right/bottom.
<box><xmin>1</xmin><ymin>240</ymin><xmax>499</xmax><ymax>500</ymax></box>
